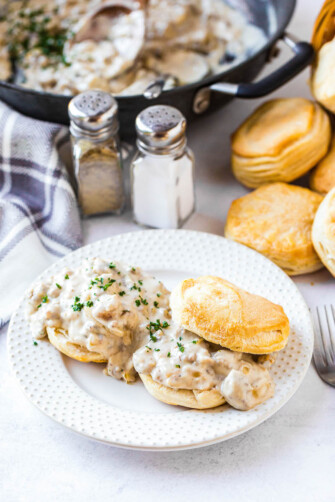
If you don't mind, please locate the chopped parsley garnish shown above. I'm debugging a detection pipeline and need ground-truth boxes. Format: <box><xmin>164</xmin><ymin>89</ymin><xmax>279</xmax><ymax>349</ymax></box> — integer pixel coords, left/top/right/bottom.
<box><xmin>90</xmin><ymin>277</ymin><xmax>104</xmax><ymax>287</ymax></box>
<box><xmin>175</xmin><ymin>364</ymin><xmax>180</xmax><ymax>368</ymax></box>
<box><xmin>119</xmin><ymin>291</ymin><xmax>126</xmax><ymax>296</ymax></box>
<box><xmin>146</xmin><ymin>319</ymin><xmax>170</xmax><ymax>341</ymax></box>
<box><xmin>139</xmin><ymin>296</ymin><xmax>148</xmax><ymax>305</ymax></box>
<box><xmin>94</xmin><ymin>278</ymin><xmax>116</xmax><ymax>291</ymax></box>
<box><xmin>109</xmin><ymin>262</ymin><xmax>116</xmax><ymax>269</ymax></box>
<box><xmin>157</xmin><ymin>293</ymin><xmax>161</xmax><ymax>297</ymax></box>
<box><xmin>101</xmin><ymin>282</ymin><xmax>114</xmax><ymax>291</ymax></box>
<box><xmin>86</xmin><ymin>300</ymin><xmax>93</xmax><ymax>307</ymax></box>
<box><xmin>6</xmin><ymin>7</ymin><xmax>72</xmax><ymax>67</ymax></box>
<box><xmin>41</xmin><ymin>295</ymin><xmax>48</xmax><ymax>303</ymax></box>
<box><xmin>154</xmin><ymin>301</ymin><xmax>159</xmax><ymax>308</ymax></box>
<box><xmin>64</xmin><ymin>274</ymin><xmax>69</xmax><ymax>279</ymax></box>
<box><xmin>33</xmin><ymin>340</ymin><xmax>38</xmax><ymax>346</ymax></box>
<box><xmin>167</xmin><ymin>352</ymin><xmax>171</xmax><ymax>357</ymax></box>
<box><xmin>177</xmin><ymin>342</ymin><xmax>184</xmax><ymax>353</ymax></box>
<box><xmin>72</xmin><ymin>303</ymin><xmax>84</xmax><ymax>311</ymax></box>
<box><xmin>192</xmin><ymin>340</ymin><xmax>197</xmax><ymax>344</ymax></box>
<box><xmin>135</xmin><ymin>299</ymin><xmax>141</xmax><ymax>307</ymax></box>
<box><xmin>131</xmin><ymin>267</ymin><xmax>136</xmax><ymax>272</ymax></box>
<box><xmin>145</xmin><ymin>345</ymin><xmax>152</xmax><ymax>351</ymax></box>
<box><xmin>121</xmin><ymin>309</ymin><xmax>130</xmax><ymax>315</ymax></box>
<box><xmin>117</xmin><ymin>271</ymin><xmax>121</xmax><ymax>275</ymax></box>
<box><xmin>72</xmin><ymin>296</ymin><xmax>84</xmax><ymax>312</ymax></box>
<box><xmin>154</xmin><ymin>348</ymin><xmax>160</xmax><ymax>352</ymax></box>
<box><xmin>138</xmin><ymin>280</ymin><xmax>143</xmax><ymax>286</ymax></box>
<box><xmin>37</xmin><ymin>304</ymin><xmax>41</xmax><ymax>309</ymax></box>
<box><xmin>55</xmin><ymin>283</ymin><xmax>61</xmax><ymax>289</ymax></box>
<box><xmin>131</xmin><ymin>284</ymin><xmax>141</xmax><ymax>291</ymax></box>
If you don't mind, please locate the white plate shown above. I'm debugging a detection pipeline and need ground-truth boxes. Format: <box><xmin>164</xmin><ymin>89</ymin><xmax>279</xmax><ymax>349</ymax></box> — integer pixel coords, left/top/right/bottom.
<box><xmin>8</xmin><ymin>230</ymin><xmax>313</xmax><ymax>451</ymax></box>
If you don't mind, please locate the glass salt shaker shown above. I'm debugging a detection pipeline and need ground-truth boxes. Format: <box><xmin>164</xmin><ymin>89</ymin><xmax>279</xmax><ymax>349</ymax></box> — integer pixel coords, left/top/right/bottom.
<box><xmin>68</xmin><ymin>90</ymin><xmax>125</xmax><ymax>217</ymax></box>
<box><xmin>131</xmin><ymin>105</ymin><xmax>195</xmax><ymax>229</ymax></box>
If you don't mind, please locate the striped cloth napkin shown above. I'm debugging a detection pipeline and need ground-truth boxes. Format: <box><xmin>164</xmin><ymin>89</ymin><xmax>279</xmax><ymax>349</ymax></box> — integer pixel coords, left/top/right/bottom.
<box><xmin>0</xmin><ymin>101</ymin><xmax>82</xmax><ymax>328</ymax></box>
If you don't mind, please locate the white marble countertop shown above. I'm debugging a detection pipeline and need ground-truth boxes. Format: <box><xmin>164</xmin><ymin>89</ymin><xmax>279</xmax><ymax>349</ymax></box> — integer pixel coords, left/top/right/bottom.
<box><xmin>1</xmin><ymin>1</ymin><xmax>335</xmax><ymax>500</ymax></box>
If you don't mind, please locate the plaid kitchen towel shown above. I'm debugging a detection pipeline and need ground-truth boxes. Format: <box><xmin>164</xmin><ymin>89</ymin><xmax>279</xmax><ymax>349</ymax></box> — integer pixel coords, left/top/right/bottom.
<box><xmin>0</xmin><ymin>101</ymin><xmax>82</xmax><ymax>328</ymax></box>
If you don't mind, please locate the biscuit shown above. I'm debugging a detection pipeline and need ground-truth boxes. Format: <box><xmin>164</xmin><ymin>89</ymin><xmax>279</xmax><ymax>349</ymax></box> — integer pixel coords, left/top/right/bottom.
<box><xmin>311</xmin><ymin>0</ymin><xmax>335</xmax><ymax>113</ymax></box>
<box><xmin>140</xmin><ymin>374</ymin><xmax>225</xmax><ymax>409</ymax></box>
<box><xmin>312</xmin><ymin>186</ymin><xmax>335</xmax><ymax>277</ymax></box>
<box><xmin>311</xmin><ymin>38</ymin><xmax>335</xmax><ymax>113</ymax></box>
<box><xmin>170</xmin><ymin>276</ymin><xmax>290</xmax><ymax>354</ymax></box>
<box><xmin>310</xmin><ymin>136</ymin><xmax>335</xmax><ymax>194</ymax></box>
<box><xmin>231</xmin><ymin>98</ymin><xmax>331</xmax><ymax>188</ymax></box>
<box><xmin>311</xmin><ymin>0</ymin><xmax>335</xmax><ymax>52</ymax></box>
<box><xmin>225</xmin><ymin>183</ymin><xmax>324</xmax><ymax>275</ymax></box>
<box><xmin>47</xmin><ymin>327</ymin><xmax>107</xmax><ymax>363</ymax></box>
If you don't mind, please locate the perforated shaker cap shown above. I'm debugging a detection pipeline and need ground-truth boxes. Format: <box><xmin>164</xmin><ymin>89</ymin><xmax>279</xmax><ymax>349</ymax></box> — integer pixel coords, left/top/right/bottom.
<box><xmin>135</xmin><ymin>105</ymin><xmax>187</xmax><ymax>150</ymax></box>
<box><xmin>68</xmin><ymin>90</ymin><xmax>119</xmax><ymax>134</ymax></box>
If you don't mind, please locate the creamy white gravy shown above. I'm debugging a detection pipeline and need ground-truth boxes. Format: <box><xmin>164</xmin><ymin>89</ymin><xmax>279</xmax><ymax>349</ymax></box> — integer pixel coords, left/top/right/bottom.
<box><xmin>27</xmin><ymin>258</ymin><xmax>170</xmax><ymax>382</ymax></box>
<box><xmin>133</xmin><ymin>326</ymin><xmax>275</xmax><ymax>410</ymax></box>
<box><xmin>1</xmin><ymin>0</ymin><xmax>267</xmax><ymax>96</ymax></box>
<box><xmin>27</xmin><ymin>258</ymin><xmax>275</xmax><ymax>410</ymax></box>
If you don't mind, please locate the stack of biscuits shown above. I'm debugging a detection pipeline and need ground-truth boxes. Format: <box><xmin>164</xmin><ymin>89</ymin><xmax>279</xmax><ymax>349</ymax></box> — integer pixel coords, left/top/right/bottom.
<box><xmin>231</xmin><ymin>98</ymin><xmax>331</xmax><ymax>189</ymax></box>
<box><xmin>226</xmin><ymin>58</ymin><xmax>335</xmax><ymax>278</ymax></box>
<box><xmin>310</xmin><ymin>0</ymin><xmax>335</xmax><ymax>197</ymax></box>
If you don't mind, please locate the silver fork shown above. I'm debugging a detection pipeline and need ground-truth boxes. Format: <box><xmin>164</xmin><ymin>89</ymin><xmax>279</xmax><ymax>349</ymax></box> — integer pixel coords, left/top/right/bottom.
<box><xmin>312</xmin><ymin>305</ymin><xmax>335</xmax><ymax>387</ymax></box>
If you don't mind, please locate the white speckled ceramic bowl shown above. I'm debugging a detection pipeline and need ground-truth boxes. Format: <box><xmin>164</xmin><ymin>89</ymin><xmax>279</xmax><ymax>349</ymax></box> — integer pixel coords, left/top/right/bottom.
<box><xmin>7</xmin><ymin>230</ymin><xmax>313</xmax><ymax>450</ymax></box>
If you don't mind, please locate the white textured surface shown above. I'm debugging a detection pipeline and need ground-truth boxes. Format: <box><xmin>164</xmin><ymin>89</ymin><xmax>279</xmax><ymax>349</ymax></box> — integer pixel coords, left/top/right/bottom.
<box><xmin>7</xmin><ymin>230</ymin><xmax>313</xmax><ymax>449</ymax></box>
<box><xmin>1</xmin><ymin>0</ymin><xmax>335</xmax><ymax>499</ymax></box>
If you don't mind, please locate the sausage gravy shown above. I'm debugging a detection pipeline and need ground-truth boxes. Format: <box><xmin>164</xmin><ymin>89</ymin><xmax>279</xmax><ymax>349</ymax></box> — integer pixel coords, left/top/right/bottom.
<box><xmin>27</xmin><ymin>258</ymin><xmax>275</xmax><ymax>410</ymax></box>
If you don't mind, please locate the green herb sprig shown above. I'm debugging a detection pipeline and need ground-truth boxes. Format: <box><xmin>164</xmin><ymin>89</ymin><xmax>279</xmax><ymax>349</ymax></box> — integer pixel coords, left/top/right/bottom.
<box><xmin>146</xmin><ymin>319</ymin><xmax>170</xmax><ymax>342</ymax></box>
<box><xmin>72</xmin><ymin>296</ymin><xmax>84</xmax><ymax>312</ymax></box>
<box><xmin>6</xmin><ymin>7</ymin><xmax>72</xmax><ymax>67</ymax></box>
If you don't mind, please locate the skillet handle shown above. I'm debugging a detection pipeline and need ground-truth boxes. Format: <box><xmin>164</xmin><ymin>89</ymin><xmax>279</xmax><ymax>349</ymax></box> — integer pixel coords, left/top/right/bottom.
<box><xmin>193</xmin><ymin>33</ymin><xmax>315</xmax><ymax>114</ymax></box>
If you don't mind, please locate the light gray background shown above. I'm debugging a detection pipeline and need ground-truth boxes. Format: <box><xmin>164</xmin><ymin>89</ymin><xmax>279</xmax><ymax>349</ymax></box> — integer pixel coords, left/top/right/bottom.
<box><xmin>1</xmin><ymin>1</ymin><xmax>334</xmax><ymax>501</ymax></box>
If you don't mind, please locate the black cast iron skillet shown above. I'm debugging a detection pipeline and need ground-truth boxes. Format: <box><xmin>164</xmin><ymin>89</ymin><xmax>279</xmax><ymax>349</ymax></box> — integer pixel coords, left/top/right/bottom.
<box><xmin>0</xmin><ymin>0</ymin><xmax>313</xmax><ymax>138</ymax></box>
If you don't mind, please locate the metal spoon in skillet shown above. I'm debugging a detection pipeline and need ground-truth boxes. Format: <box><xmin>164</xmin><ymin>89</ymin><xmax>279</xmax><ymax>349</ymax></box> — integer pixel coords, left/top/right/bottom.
<box><xmin>71</xmin><ymin>0</ymin><xmax>147</xmax><ymax>77</ymax></box>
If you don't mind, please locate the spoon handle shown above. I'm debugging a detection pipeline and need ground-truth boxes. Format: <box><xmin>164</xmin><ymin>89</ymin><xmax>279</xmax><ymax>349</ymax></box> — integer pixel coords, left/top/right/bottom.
<box><xmin>143</xmin><ymin>76</ymin><xmax>169</xmax><ymax>100</ymax></box>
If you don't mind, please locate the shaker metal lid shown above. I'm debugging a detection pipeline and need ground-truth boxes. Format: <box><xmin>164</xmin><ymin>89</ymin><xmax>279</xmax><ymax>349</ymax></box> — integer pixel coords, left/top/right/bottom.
<box><xmin>68</xmin><ymin>90</ymin><xmax>118</xmax><ymax>132</ymax></box>
<box><xmin>136</xmin><ymin>105</ymin><xmax>186</xmax><ymax>148</ymax></box>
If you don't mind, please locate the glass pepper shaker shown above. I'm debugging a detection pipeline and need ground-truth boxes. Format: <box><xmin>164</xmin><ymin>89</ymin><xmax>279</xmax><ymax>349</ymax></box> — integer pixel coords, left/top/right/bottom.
<box><xmin>131</xmin><ymin>105</ymin><xmax>195</xmax><ymax>229</ymax></box>
<box><xmin>68</xmin><ymin>90</ymin><xmax>125</xmax><ymax>217</ymax></box>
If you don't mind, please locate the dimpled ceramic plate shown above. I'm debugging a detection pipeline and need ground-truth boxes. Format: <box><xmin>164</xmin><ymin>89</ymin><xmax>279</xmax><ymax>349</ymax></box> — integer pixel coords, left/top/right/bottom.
<box><xmin>7</xmin><ymin>230</ymin><xmax>313</xmax><ymax>451</ymax></box>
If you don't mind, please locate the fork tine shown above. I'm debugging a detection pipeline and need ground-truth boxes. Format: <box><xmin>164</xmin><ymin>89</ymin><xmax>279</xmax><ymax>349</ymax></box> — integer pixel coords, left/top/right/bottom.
<box><xmin>317</xmin><ymin>306</ymin><xmax>334</xmax><ymax>366</ymax></box>
<box><xmin>326</xmin><ymin>305</ymin><xmax>335</xmax><ymax>361</ymax></box>
<box><xmin>312</xmin><ymin>307</ymin><xmax>327</xmax><ymax>369</ymax></box>
<box><xmin>312</xmin><ymin>305</ymin><xmax>335</xmax><ymax>387</ymax></box>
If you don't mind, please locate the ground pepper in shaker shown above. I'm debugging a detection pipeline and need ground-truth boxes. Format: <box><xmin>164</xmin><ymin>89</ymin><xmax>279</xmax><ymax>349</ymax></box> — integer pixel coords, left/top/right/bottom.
<box><xmin>69</xmin><ymin>90</ymin><xmax>125</xmax><ymax>217</ymax></box>
<box><xmin>131</xmin><ymin>105</ymin><xmax>195</xmax><ymax>229</ymax></box>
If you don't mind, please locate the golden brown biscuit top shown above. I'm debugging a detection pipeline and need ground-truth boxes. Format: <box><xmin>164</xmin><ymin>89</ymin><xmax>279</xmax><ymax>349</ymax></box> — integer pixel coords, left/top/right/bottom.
<box><xmin>231</xmin><ymin>98</ymin><xmax>315</xmax><ymax>158</ymax></box>
<box><xmin>225</xmin><ymin>183</ymin><xmax>323</xmax><ymax>253</ymax></box>
<box><xmin>175</xmin><ymin>276</ymin><xmax>287</xmax><ymax>333</ymax></box>
<box><xmin>312</xmin><ymin>0</ymin><xmax>335</xmax><ymax>52</ymax></box>
<box><xmin>311</xmin><ymin>137</ymin><xmax>335</xmax><ymax>194</ymax></box>
<box><xmin>171</xmin><ymin>275</ymin><xmax>290</xmax><ymax>354</ymax></box>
